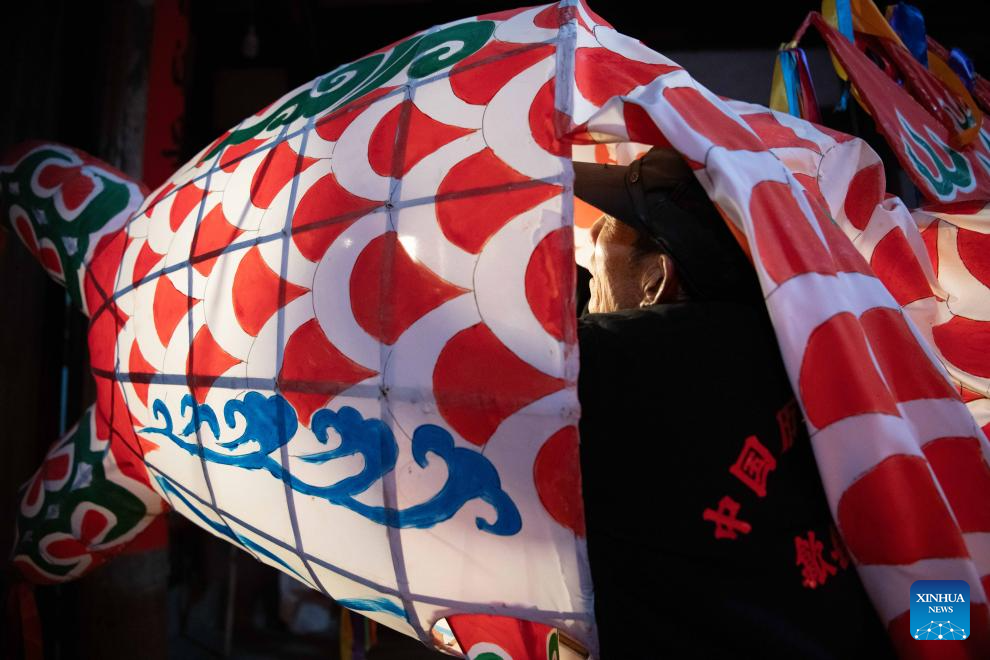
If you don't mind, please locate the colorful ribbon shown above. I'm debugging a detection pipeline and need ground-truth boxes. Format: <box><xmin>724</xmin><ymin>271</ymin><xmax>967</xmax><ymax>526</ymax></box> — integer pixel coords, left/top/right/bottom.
<box><xmin>888</xmin><ymin>3</ymin><xmax>928</xmax><ymax>67</ymax></box>
<box><xmin>771</xmin><ymin>48</ymin><xmax>821</xmax><ymax>122</ymax></box>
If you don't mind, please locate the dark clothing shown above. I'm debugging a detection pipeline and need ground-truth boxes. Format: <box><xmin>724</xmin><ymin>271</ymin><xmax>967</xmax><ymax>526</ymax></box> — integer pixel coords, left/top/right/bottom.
<box><xmin>578</xmin><ymin>301</ymin><xmax>893</xmax><ymax>659</ymax></box>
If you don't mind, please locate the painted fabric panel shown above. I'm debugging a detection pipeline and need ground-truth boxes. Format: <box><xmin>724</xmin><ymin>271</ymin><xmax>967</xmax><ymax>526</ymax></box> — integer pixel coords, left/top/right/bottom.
<box><xmin>3</xmin><ymin>2</ymin><xmax>989</xmax><ymax>657</ymax></box>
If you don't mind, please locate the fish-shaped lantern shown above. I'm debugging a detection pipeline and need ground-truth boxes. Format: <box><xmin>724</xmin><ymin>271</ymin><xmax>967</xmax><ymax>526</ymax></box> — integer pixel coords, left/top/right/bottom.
<box><xmin>4</xmin><ymin>2</ymin><xmax>989</xmax><ymax>658</ymax></box>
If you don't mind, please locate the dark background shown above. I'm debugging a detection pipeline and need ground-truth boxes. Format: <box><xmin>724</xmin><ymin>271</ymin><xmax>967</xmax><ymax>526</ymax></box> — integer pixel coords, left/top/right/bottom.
<box><xmin>0</xmin><ymin>1</ymin><xmax>985</xmax><ymax>658</ymax></box>
<box><xmin>181</xmin><ymin>0</ymin><xmax>990</xmax><ymax>161</ymax></box>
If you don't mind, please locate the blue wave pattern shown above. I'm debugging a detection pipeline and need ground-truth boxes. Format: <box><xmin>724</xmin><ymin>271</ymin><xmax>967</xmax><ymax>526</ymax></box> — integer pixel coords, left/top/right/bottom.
<box><xmin>143</xmin><ymin>392</ymin><xmax>521</xmax><ymax>536</ymax></box>
<box><xmin>336</xmin><ymin>597</ymin><xmax>408</xmax><ymax>620</ymax></box>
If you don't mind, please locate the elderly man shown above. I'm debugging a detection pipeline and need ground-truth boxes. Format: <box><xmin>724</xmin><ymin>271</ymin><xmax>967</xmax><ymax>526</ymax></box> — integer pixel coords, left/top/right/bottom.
<box><xmin>573</xmin><ymin>149</ymin><xmax>893</xmax><ymax>658</ymax></box>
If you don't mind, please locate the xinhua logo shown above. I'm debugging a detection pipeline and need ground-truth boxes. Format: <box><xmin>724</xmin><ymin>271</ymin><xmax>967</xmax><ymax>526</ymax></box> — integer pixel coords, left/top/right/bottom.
<box><xmin>910</xmin><ymin>580</ymin><xmax>970</xmax><ymax>641</ymax></box>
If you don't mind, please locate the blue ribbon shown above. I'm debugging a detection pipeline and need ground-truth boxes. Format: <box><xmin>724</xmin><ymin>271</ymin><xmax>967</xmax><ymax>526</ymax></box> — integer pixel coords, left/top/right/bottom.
<box><xmin>836</xmin><ymin>87</ymin><xmax>850</xmax><ymax>113</ymax></box>
<box><xmin>832</xmin><ymin>0</ymin><xmax>853</xmax><ymax>112</ymax></box>
<box><xmin>889</xmin><ymin>3</ymin><xmax>928</xmax><ymax>67</ymax></box>
<box><xmin>949</xmin><ymin>48</ymin><xmax>976</xmax><ymax>91</ymax></box>
<box><xmin>780</xmin><ymin>50</ymin><xmax>801</xmax><ymax>117</ymax></box>
<box><xmin>835</xmin><ymin>0</ymin><xmax>854</xmax><ymax>43</ymax></box>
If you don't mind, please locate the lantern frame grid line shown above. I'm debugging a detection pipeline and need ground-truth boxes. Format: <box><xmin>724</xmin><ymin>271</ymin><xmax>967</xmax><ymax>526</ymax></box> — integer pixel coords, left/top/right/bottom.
<box><xmin>269</xmin><ymin>116</ymin><xmax>341</xmax><ymax>603</ymax></box>
<box><xmin>373</xmin><ymin>76</ymin><xmax>432</xmax><ymax>643</ymax></box>
<box><xmin>181</xmin><ymin>161</ymin><xmax>268</xmax><ymax>564</ymax></box>
<box><xmin>142</xmin><ymin>460</ymin><xmax>593</xmax><ymax>622</ymax></box>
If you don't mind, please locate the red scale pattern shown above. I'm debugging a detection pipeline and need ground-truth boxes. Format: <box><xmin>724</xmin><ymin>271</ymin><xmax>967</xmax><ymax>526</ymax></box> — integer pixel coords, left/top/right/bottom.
<box><xmin>128</xmin><ymin>341</ymin><xmax>156</xmax><ymax>407</ymax></box>
<box><xmin>741</xmin><ymin>113</ymin><xmax>822</xmax><ymax>151</ymax></box>
<box><xmin>277</xmin><ymin>319</ymin><xmax>378</xmax><ymax>425</ymax></box>
<box><xmin>367</xmin><ymin>100</ymin><xmax>475</xmax><ymax>178</ymax></box>
<box><xmin>169</xmin><ymin>182</ymin><xmax>208</xmax><ymax>231</ymax></box>
<box><xmin>249</xmin><ymin>141</ymin><xmax>318</xmax><ymax>210</ymax></box>
<box><xmin>922</xmin><ymin>437</ymin><xmax>990</xmax><ymax>533</ymax></box>
<box><xmin>291</xmin><ymin>172</ymin><xmax>381</xmax><ymax>262</ymax></box>
<box><xmin>152</xmin><ymin>276</ymin><xmax>199</xmax><ymax>348</ymax></box>
<box><xmin>533</xmin><ymin>425</ymin><xmax>585</xmax><ymax>536</ymax></box>
<box><xmin>751</xmin><ymin>180</ymin><xmax>835</xmax><ymax>284</ymax></box>
<box><xmin>956</xmin><ymin>226</ymin><xmax>990</xmax><ymax>289</ymax></box>
<box><xmin>837</xmin><ymin>454</ymin><xmax>969</xmax><ymax>565</ymax></box>
<box><xmin>232</xmin><ymin>246</ymin><xmax>309</xmax><ymax>337</ymax></box>
<box><xmin>844</xmin><ymin>163</ymin><xmax>885</xmax><ymax>231</ymax></box>
<box><xmin>623</xmin><ymin>102</ymin><xmax>672</xmax><ymax>148</ymax></box>
<box><xmin>525</xmin><ymin>228</ymin><xmax>575</xmax><ymax>343</ymax></box>
<box><xmin>349</xmin><ymin>232</ymin><xmax>467</xmax><ymax>345</ymax></box>
<box><xmin>142</xmin><ymin>182</ymin><xmax>176</xmax><ymax>218</ymax></box>
<box><xmin>859</xmin><ymin>307</ymin><xmax>958</xmax><ymax>403</ymax></box>
<box><xmin>871</xmin><ymin>228</ymin><xmax>934</xmax><ymax>305</ymax></box>
<box><xmin>186</xmin><ymin>324</ymin><xmax>242</xmax><ymax>403</ymax></box>
<box><xmin>533</xmin><ymin>4</ymin><xmax>590</xmax><ymax>31</ymax></box>
<box><xmin>804</xmin><ymin>191</ymin><xmax>872</xmax><ymax>276</ymax></box>
<box><xmin>132</xmin><ymin>241</ymin><xmax>164</xmax><ymax>286</ymax></box>
<box><xmin>920</xmin><ymin>220</ymin><xmax>940</xmax><ymax>275</ymax></box>
<box><xmin>433</xmin><ymin>323</ymin><xmax>565</xmax><ymax>446</ymax></box>
<box><xmin>450</xmin><ymin>41</ymin><xmax>555</xmax><ymax>107</ymax></box>
<box><xmin>190</xmin><ymin>203</ymin><xmax>245</xmax><ymax>276</ymax></box>
<box><xmin>799</xmin><ymin>312</ymin><xmax>899</xmax><ymax>429</ymax></box>
<box><xmin>664</xmin><ymin>86</ymin><xmax>764</xmax><ymax>151</ymax></box>
<box><xmin>219</xmin><ymin>138</ymin><xmax>266</xmax><ymax>173</ymax></box>
<box><xmin>312</xmin><ymin>88</ymin><xmax>398</xmax><ymax>142</ymax></box>
<box><xmin>435</xmin><ymin>148</ymin><xmax>560</xmax><ymax>254</ymax></box>
<box><xmin>799</xmin><ymin>307</ymin><xmax>958</xmax><ymax>432</ymax></box>
<box><xmin>528</xmin><ymin>78</ymin><xmax>578</xmax><ymax>157</ymax></box>
<box><xmin>575</xmin><ymin>47</ymin><xmax>679</xmax><ymax>107</ymax></box>
<box><xmin>932</xmin><ymin>316</ymin><xmax>990</xmax><ymax>378</ymax></box>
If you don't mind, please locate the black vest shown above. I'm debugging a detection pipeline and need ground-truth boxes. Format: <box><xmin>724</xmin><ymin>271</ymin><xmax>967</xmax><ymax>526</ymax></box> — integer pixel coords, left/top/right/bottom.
<box><xmin>578</xmin><ymin>301</ymin><xmax>893</xmax><ymax>659</ymax></box>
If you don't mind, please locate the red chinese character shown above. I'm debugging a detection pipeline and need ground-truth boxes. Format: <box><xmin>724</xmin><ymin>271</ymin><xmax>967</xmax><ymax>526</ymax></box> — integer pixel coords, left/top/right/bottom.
<box><xmin>829</xmin><ymin>525</ymin><xmax>850</xmax><ymax>570</ymax></box>
<box><xmin>729</xmin><ymin>435</ymin><xmax>776</xmax><ymax>498</ymax></box>
<box><xmin>795</xmin><ymin>531</ymin><xmax>837</xmax><ymax>589</ymax></box>
<box><xmin>776</xmin><ymin>398</ymin><xmax>801</xmax><ymax>453</ymax></box>
<box><xmin>703</xmin><ymin>496</ymin><xmax>752</xmax><ymax>540</ymax></box>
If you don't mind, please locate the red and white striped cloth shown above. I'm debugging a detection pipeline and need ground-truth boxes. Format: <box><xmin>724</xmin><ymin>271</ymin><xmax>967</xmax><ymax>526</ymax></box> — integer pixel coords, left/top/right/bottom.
<box><xmin>562</xmin><ymin>1</ymin><xmax>990</xmax><ymax>655</ymax></box>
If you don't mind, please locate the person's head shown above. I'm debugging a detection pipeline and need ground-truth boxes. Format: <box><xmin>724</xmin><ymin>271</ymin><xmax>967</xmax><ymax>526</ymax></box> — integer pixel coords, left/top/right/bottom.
<box><xmin>575</xmin><ymin>147</ymin><xmax>762</xmax><ymax>314</ymax></box>
<box><xmin>587</xmin><ymin>213</ymin><xmax>680</xmax><ymax>313</ymax></box>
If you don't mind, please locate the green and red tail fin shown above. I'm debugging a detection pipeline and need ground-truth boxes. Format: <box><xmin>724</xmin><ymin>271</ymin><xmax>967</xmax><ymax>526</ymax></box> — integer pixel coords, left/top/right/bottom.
<box><xmin>12</xmin><ymin>405</ymin><xmax>168</xmax><ymax>585</ymax></box>
<box><xmin>0</xmin><ymin>141</ymin><xmax>148</xmax><ymax>316</ymax></box>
